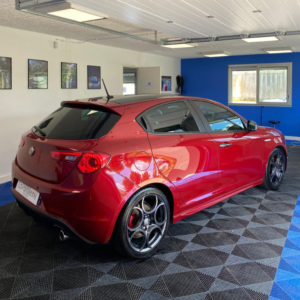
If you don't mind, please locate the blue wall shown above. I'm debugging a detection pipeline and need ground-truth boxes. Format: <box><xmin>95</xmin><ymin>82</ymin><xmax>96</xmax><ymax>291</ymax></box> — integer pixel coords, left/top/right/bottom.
<box><xmin>181</xmin><ymin>53</ymin><xmax>300</xmax><ymax>138</ymax></box>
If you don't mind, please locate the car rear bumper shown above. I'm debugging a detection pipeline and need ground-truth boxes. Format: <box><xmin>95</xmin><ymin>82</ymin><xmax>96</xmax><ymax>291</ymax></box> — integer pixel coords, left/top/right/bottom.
<box><xmin>11</xmin><ymin>188</ymin><xmax>94</xmax><ymax>244</ymax></box>
<box><xmin>11</xmin><ymin>160</ymin><xmax>139</xmax><ymax>244</ymax></box>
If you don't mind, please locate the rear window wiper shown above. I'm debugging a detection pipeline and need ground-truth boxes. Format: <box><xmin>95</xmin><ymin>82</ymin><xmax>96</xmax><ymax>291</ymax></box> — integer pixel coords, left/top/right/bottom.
<box><xmin>33</xmin><ymin>126</ymin><xmax>46</xmax><ymax>137</ymax></box>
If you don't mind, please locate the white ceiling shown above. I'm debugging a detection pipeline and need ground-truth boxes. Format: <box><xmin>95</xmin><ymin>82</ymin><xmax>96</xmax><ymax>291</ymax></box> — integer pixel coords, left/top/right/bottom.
<box><xmin>1</xmin><ymin>0</ymin><xmax>300</xmax><ymax>58</ymax></box>
<box><xmin>72</xmin><ymin>0</ymin><xmax>300</xmax><ymax>39</ymax></box>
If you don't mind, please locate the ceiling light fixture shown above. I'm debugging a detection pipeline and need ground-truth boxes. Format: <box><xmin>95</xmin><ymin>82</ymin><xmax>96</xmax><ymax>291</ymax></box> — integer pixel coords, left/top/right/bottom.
<box><xmin>201</xmin><ymin>51</ymin><xmax>229</xmax><ymax>57</ymax></box>
<box><xmin>206</xmin><ymin>15</ymin><xmax>214</xmax><ymax>19</ymax></box>
<box><xmin>34</xmin><ymin>3</ymin><xmax>108</xmax><ymax>22</ymax></box>
<box><xmin>161</xmin><ymin>43</ymin><xmax>198</xmax><ymax>49</ymax></box>
<box><xmin>166</xmin><ymin>20</ymin><xmax>174</xmax><ymax>23</ymax></box>
<box><xmin>264</xmin><ymin>47</ymin><xmax>294</xmax><ymax>54</ymax></box>
<box><xmin>243</xmin><ymin>36</ymin><xmax>279</xmax><ymax>43</ymax></box>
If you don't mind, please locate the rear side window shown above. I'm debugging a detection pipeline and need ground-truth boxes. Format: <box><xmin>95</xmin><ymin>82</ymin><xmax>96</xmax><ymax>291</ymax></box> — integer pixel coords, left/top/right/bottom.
<box><xmin>193</xmin><ymin>101</ymin><xmax>245</xmax><ymax>132</ymax></box>
<box><xmin>144</xmin><ymin>101</ymin><xmax>199</xmax><ymax>133</ymax></box>
<box><xmin>33</xmin><ymin>106</ymin><xmax>120</xmax><ymax>140</ymax></box>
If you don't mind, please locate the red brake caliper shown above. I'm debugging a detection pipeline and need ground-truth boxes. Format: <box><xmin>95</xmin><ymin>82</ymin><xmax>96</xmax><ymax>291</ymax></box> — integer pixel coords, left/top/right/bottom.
<box><xmin>129</xmin><ymin>212</ymin><xmax>138</xmax><ymax>228</ymax></box>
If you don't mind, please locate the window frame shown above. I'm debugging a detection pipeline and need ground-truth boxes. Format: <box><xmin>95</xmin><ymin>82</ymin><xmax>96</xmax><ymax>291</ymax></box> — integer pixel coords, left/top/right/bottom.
<box><xmin>138</xmin><ymin>100</ymin><xmax>207</xmax><ymax>135</ymax></box>
<box><xmin>228</xmin><ymin>62</ymin><xmax>292</xmax><ymax>107</ymax></box>
<box><xmin>190</xmin><ymin>100</ymin><xmax>248</xmax><ymax>134</ymax></box>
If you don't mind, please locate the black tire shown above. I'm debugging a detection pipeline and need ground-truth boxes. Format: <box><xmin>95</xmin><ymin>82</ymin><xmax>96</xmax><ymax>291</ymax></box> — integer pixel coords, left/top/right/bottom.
<box><xmin>113</xmin><ymin>187</ymin><xmax>170</xmax><ymax>259</ymax></box>
<box><xmin>261</xmin><ymin>148</ymin><xmax>286</xmax><ymax>191</ymax></box>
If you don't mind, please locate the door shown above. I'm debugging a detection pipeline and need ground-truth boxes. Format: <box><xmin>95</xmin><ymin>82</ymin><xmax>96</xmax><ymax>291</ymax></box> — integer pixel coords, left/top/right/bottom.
<box><xmin>143</xmin><ymin>100</ymin><xmax>219</xmax><ymax>210</ymax></box>
<box><xmin>191</xmin><ymin>100</ymin><xmax>264</xmax><ymax>194</ymax></box>
<box><xmin>136</xmin><ymin>66</ymin><xmax>161</xmax><ymax>94</ymax></box>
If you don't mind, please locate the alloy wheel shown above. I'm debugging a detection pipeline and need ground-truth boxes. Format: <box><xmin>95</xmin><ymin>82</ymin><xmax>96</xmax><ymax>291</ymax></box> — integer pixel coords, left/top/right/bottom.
<box><xmin>127</xmin><ymin>194</ymin><xmax>168</xmax><ymax>253</ymax></box>
<box><xmin>269</xmin><ymin>151</ymin><xmax>285</xmax><ymax>187</ymax></box>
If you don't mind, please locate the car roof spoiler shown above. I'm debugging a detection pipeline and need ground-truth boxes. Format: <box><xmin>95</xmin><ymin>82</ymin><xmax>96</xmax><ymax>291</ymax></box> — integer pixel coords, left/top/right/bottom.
<box><xmin>61</xmin><ymin>99</ymin><xmax>125</xmax><ymax>116</ymax></box>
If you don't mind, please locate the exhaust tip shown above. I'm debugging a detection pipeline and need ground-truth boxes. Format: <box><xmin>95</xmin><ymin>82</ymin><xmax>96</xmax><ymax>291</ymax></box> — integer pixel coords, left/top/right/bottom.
<box><xmin>59</xmin><ymin>230</ymin><xmax>69</xmax><ymax>242</ymax></box>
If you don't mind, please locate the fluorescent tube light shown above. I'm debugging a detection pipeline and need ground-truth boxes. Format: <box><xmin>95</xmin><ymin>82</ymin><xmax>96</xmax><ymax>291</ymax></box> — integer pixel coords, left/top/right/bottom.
<box><xmin>264</xmin><ymin>47</ymin><xmax>294</xmax><ymax>54</ymax></box>
<box><xmin>34</xmin><ymin>3</ymin><xmax>108</xmax><ymax>22</ymax></box>
<box><xmin>49</xmin><ymin>9</ymin><xmax>104</xmax><ymax>22</ymax></box>
<box><xmin>243</xmin><ymin>36</ymin><xmax>279</xmax><ymax>43</ymax></box>
<box><xmin>161</xmin><ymin>43</ymin><xmax>198</xmax><ymax>49</ymax></box>
<box><xmin>201</xmin><ymin>51</ymin><xmax>229</xmax><ymax>57</ymax></box>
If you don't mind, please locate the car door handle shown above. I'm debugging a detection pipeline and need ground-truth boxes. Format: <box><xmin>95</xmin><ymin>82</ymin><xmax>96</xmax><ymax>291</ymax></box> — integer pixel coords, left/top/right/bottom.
<box><xmin>219</xmin><ymin>143</ymin><xmax>232</xmax><ymax>148</ymax></box>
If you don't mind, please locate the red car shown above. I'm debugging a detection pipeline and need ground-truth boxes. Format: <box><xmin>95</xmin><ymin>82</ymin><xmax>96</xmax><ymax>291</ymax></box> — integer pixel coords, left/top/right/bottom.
<box><xmin>11</xmin><ymin>95</ymin><xmax>287</xmax><ymax>258</ymax></box>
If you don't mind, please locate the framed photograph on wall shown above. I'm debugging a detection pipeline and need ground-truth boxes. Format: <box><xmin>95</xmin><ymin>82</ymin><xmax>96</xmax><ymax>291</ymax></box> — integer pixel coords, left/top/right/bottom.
<box><xmin>61</xmin><ymin>62</ymin><xmax>77</xmax><ymax>89</ymax></box>
<box><xmin>87</xmin><ymin>65</ymin><xmax>101</xmax><ymax>89</ymax></box>
<box><xmin>0</xmin><ymin>57</ymin><xmax>12</xmax><ymax>89</ymax></box>
<box><xmin>161</xmin><ymin>76</ymin><xmax>172</xmax><ymax>92</ymax></box>
<box><xmin>28</xmin><ymin>59</ymin><xmax>48</xmax><ymax>89</ymax></box>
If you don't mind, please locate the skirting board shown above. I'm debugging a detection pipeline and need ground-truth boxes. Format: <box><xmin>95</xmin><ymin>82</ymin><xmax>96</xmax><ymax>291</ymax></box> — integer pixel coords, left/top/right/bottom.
<box><xmin>0</xmin><ymin>174</ymin><xmax>11</xmax><ymax>185</ymax></box>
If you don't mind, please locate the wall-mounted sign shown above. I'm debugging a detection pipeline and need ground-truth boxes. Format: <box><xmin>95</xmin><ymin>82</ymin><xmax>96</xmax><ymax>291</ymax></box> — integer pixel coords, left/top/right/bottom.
<box><xmin>162</xmin><ymin>76</ymin><xmax>172</xmax><ymax>92</ymax></box>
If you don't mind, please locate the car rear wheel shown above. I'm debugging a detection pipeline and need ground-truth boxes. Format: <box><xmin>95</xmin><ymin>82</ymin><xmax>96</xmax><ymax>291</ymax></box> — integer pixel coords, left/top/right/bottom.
<box><xmin>261</xmin><ymin>148</ymin><xmax>286</xmax><ymax>191</ymax></box>
<box><xmin>113</xmin><ymin>188</ymin><xmax>170</xmax><ymax>259</ymax></box>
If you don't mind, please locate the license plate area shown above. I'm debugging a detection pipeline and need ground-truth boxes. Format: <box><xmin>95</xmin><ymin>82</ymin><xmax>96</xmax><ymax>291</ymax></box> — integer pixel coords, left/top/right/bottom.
<box><xmin>15</xmin><ymin>181</ymin><xmax>40</xmax><ymax>206</ymax></box>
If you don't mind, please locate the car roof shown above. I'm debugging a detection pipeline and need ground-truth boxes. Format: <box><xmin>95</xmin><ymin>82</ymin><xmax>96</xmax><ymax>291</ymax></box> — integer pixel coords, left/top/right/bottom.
<box><xmin>61</xmin><ymin>94</ymin><xmax>186</xmax><ymax>114</ymax></box>
<box><xmin>110</xmin><ymin>94</ymin><xmax>183</xmax><ymax>104</ymax></box>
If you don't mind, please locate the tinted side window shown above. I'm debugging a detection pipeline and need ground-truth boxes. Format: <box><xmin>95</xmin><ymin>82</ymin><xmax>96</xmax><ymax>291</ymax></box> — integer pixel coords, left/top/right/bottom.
<box><xmin>33</xmin><ymin>106</ymin><xmax>120</xmax><ymax>140</ymax></box>
<box><xmin>145</xmin><ymin>102</ymin><xmax>199</xmax><ymax>133</ymax></box>
<box><xmin>193</xmin><ymin>101</ymin><xmax>245</xmax><ymax>132</ymax></box>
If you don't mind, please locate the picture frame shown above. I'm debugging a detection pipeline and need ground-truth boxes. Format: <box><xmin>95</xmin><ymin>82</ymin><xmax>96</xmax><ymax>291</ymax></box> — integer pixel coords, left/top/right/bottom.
<box><xmin>161</xmin><ymin>75</ymin><xmax>172</xmax><ymax>92</ymax></box>
<box><xmin>28</xmin><ymin>59</ymin><xmax>48</xmax><ymax>89</ymax></box>
<box><xmin>61</xmin><ymin>62</ymin><xmax>78</xmax><ymax>89</ymax></box>
<box><xmin>0</xmin><ymin>57</ymin><xmax>12</xmax><ymax>90</ymax></box>
<box><xmin>87</xmin><ymin>65</ymin><xmax>101</xmax><ymax>89</ymax></box>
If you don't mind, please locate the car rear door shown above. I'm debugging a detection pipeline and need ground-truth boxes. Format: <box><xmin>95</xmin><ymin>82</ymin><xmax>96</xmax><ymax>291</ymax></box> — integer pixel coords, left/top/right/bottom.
<box><xmin>143</xmin><ymin>100</ymin><xmax>220</xmax><ymax>212</ymax></box>
<box><xmin>190</xmin><ymin>100</ymin><xmax>264</xmax><ymax>194</ymax></box>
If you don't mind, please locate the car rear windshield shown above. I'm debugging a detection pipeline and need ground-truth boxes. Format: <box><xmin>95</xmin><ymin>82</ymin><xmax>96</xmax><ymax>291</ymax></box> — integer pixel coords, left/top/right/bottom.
<box><xmin>33</xmin><ymin>106</ymin><xmax>121</xmax><ymax>140</ymax></box>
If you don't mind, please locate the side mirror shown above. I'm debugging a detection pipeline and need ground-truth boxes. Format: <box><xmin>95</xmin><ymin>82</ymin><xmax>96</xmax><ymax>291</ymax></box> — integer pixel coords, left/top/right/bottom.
<box><xmin>247</xmin><ymin>120</ymin><xmax>258</xmax><ymax>131</ymax></box>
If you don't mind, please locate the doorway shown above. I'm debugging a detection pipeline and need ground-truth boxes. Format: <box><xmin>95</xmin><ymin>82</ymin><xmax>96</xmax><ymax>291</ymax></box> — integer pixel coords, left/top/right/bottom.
<box><xmin>123</xmin><ymin>67</ymin><xmax>137</xmax><ymax>95</ymax></box>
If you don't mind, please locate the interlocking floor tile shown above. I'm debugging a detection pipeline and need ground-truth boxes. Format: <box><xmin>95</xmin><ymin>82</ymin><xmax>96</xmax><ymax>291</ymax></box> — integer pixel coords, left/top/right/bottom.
<box><xmin>53</xmin><ymin>267</ymin><xmax>89</xmax><ymax>291</ymax></box>
<box><xmin>227</xmin><ymin>262</ymin><xmax>272</xmax><ymax>285</ymax></box>
<box><xmin>163</xmin><ymin>271</ymin><xmax>206</xmax><ymax>297</ymax></box>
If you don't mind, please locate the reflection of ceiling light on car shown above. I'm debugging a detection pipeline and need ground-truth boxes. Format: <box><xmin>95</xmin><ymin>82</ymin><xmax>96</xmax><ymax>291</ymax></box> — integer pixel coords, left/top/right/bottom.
<box><xmin>161</xmin><ymin>43</ymin><xmax>198</xmax><ymax>49</ymax></box>
<box><xmin>34</xmin><ymin>3</ymin><xmax>108</xmax><ymax>22</ymax></box>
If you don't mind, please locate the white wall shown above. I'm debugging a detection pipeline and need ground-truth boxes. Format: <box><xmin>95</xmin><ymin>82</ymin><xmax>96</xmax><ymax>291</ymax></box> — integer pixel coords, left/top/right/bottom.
<box><xmin>0</xmin><ymin>26</ymin><xmax>181</xmax><ymax>183</ymax></box>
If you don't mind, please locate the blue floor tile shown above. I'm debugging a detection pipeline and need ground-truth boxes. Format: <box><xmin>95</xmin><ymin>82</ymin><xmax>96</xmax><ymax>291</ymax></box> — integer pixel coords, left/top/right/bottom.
<box><xmin>276</xmin><ymin>279</ymin><xmax>300</xmax><ymax>300</ymax></box>
<box><xmin>270</xmin><ymin>193</ymin><xmax>300</xmax><ymax>300</ymax></box>
<box><xmin>270</xmin><ymin>283</ymin><xmax>294</xmax><ymax>300</ymax></box>
<box><xmin>284</xmin><ymin>256</ymin><xmax>300</xmax><ymax>270</ymax></box>
<box><xmin>0</xmin><ymin>182</ymin><xmax>14</xmax><ymax>207</ymax></box>
<box><xmin>278</xmin><ymin>259</ymin><xmax>300</xmax><ymax>275</ymax></box>
<box><xmin>275</xmin><ymin>269</ymin><xmax>300</xmax><ymax>282</ymax></box>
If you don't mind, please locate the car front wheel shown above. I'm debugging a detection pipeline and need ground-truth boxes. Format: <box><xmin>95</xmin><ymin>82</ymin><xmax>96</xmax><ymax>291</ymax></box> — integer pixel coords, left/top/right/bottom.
<box><xmin>113</xmin><ymin>188</ymin><xmax>170</xmax><ymax>259</ymax></box>
<box><xmin>261</xmin><ymin>148</ymin><xmax>286</xmax><ymax>191</ymax></box>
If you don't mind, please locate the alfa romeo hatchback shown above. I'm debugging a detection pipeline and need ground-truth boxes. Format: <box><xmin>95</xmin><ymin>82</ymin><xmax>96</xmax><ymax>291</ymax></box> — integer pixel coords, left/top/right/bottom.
<box><xmin>11</xmin><ymin>95</ymin><xmax>287</xmax><ymax>258</ymax></box>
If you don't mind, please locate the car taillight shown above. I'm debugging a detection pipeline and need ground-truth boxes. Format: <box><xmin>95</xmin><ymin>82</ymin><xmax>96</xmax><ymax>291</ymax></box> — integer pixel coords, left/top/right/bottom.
<box><xmin>50</xmin><ymin>151</ymin><xmax>110</xmax><ymax>174</ymax></box>
<box><xmin>78</xmin><ymin>153</ymin><xmax>110</xmax><ymax>174</ymax></box>
<box><xmin>51</xmin><ymin>151</ymin><xmax>82</xmax><ymax>164</ymax></box>
<box><xmin>19</xmin><ymin>137</ymin><xmax>25</xmax><ymax>147</ymax></box>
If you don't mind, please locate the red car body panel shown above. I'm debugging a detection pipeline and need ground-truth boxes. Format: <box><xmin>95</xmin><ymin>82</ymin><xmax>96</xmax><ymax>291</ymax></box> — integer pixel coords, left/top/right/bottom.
<box><xmin>11</xmin><ymin>96</ymin><xmax>288</xmax><ymax>244</ymax></box>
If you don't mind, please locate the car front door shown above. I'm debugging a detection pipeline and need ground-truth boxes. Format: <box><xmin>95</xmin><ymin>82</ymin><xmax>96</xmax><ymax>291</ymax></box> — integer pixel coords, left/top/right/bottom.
<box><xmin>143</xmin><ymin>100</ymin><xmax>220</xmax><ymax>213</ymax></box>
<box><xmin>191</xmin><ymin>100</ymin><xmax>264</xmax><ymax>195</ymax></box>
